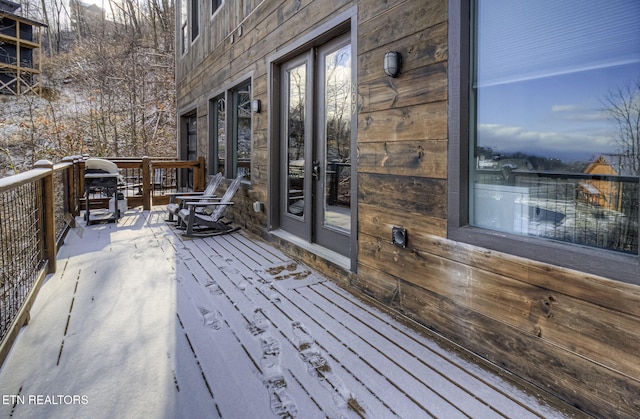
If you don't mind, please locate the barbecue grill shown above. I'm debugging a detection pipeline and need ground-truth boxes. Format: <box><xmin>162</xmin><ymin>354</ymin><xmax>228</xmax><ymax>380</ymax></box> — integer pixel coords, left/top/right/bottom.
<box><xmin>84</xmin><ymin>158</ymin><xmax>122</xmax><ymax>224</ymax></box>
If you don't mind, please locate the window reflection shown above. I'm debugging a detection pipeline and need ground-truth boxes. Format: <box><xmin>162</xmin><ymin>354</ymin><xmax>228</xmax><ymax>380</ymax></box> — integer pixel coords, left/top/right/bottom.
<box><xmin>286</xmin><ymin>64</ymin><xmax>306</xmax><ymax>217</ymax></box>
<box><xmin>471</xmin><ymin>1</ymin><xmax>639</xmax><ymax>253</ymax></box>
<box><xmin>214</xmin><ymin>97</ymin><xmax>225</xmax><ymax>175</ymax></box>
<box><xmin>234</xmin><ymin>83</ymin><xmax>251</xmax><ymax>180</ymax></box>
<box><xmin>323</xmin><ymin>44</ymin><xmax>351</xmax><ymax>233</ymax></box>
<box><xmin>180</xmin><ymin>0</ymin><xmax>187</xmax><ymax>54</ymax></box>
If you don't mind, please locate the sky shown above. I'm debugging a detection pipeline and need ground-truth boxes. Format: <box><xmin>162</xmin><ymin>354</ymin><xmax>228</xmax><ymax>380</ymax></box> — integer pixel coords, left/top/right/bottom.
<box><xmin>79</xmin><ymin>0</ymin><xmax>107</xmax><ymax>7</ymax></box>
<box><xmin>474</xmin><ymin>0</ymin><xmax>640</xmax><ymax>164</ymax></box>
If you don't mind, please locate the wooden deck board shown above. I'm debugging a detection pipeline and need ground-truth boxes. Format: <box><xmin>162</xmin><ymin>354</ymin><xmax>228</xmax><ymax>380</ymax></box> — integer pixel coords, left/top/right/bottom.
<box><xmin>307</xmin><ymin>283</ymin><xmax>545</xmax><ymax>418</ymax></box>
<box><xmin>0</xmin><ymin>208</ymin><xmax>583</xmax><ymax>418</ymax></box>
<box><xmin>295</xmin><ymin>285</ymin><xmax>498</xmax><ymax>418</ymax></box>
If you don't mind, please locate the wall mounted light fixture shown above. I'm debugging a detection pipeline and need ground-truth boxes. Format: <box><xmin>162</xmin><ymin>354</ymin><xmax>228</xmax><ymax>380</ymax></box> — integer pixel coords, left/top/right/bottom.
<box><xmin>392</xmin><ymin>226</ymin><xmax>408</xmax><ymax>248</ymax></box>
<box><xmin>251</xmin><ymin>99</ymin><xmax>261</xmax><ymax>113</ymax></box>
<box><xmin>384</xmin><ymin>51</ymin><xmax>402</xmax><ymax>78</ymax></box>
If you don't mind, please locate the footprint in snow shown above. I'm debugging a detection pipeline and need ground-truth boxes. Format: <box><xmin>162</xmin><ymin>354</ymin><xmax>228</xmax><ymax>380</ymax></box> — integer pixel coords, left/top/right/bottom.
<box><xmin>265</xmin><ymin>375</ymin><xmax>298</xmax><ymax>418</ymax></box>
<box><xmin>260</xmin><ymin>334</ymin><xmax>280</xmax><ymax>357</ymax></box>
<box><xmin>291</xmin><ymin>321</ymin><xmax>364</xmax><ymax>416</ymax></box>
<box><xmin>259</xmin><ymin>334</ymin><xmax>281</xmax><ymax>371</ymax></box>
<box><xmin>205</xmin><ymin>281</ymin><xmax>222</xmax><ymax>295</ymax></box>
<box><xmin>222</xmin><ymin>265</ymin><xmax>240</xmax><ymax>275</ymax></box>
<box><xmin>245</xmin><ymin>307</ymin><xmax>296</xmax><ymax>416</ymax></box>
<box><xmin>253</xmin><ymin>308</ymin><xmax>270</xmax><ymax>330</ymax></box>
<box><xmin>257</xmin><ymin>334</ymin><xmax>297</xmax><ymax>418</ymax></box>
<box><xmin>291</xmin><ymin>321</ymin><xmax>314</xmax><ymax>348</ymax></box>
<box><xmin>199</xmin><ymin>307</ymin><xmax>222</xmax><ymax>330</ymax></box>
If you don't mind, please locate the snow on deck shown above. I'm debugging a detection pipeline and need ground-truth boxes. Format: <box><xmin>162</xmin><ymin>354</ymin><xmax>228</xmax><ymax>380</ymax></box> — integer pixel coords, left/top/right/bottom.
<box><xmin>0</xmin><ymin>209</ymin><xmax>582</xmax><ymax>418</ymax></box>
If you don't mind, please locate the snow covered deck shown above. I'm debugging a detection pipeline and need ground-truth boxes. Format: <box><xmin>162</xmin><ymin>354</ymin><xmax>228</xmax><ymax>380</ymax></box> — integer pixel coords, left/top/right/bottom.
<box><xmin>0</xmin><ymin>208</ymin><xmax>582</xmax><ymax>418</ymax></box>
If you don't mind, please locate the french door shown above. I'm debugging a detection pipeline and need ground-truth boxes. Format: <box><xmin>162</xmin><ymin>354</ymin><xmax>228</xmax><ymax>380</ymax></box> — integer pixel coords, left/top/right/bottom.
<box><xmin>279</xmin><ymin>34</ymin><xmax>353</xmax><ymax>256</ymax></box>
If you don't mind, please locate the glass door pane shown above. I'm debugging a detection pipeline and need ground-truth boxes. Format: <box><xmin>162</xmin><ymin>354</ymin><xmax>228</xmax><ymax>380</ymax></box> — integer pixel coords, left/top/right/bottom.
<box><xmin>185</xmin><ymin>115</ymin><xmax>197</xmax><ymax>188</ymax></box>
<box><xmin>322</xmin><ymin>43</ymin><xmax>351</xmax><ymax>233</ymax></box>
<box><xmin>286</xmin><ymin>63</ymin><xmax>307</xmax><ymax>217</ymax></box>
<box><xmin>233</xmin><ymin>82</ymin><xmax>251</xmax><ymax>180</ymax></box>
<box><xmin>214</xmin><ymin>96</ymin><xmax>225</xmax><ymax>175</ymax></box>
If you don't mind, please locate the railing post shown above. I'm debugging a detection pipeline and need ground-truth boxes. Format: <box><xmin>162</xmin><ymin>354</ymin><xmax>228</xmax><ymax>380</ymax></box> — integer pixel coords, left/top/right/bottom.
<box><xmin>77</xmin><ymin>156</ymin><xmax>86</xmax><ymax>216</ymax></box>
<box><xmin>73</xmin><ymin>155</ymin><xmax>83</xmax><ymax>216</ymax></box>
<box><xmin>61</xmin><ymin>156</ymin><xmax>77</xmax><ymax>226</ymax></box>
<box><xmin>195</xmin><ymin>156</ymin><xmax>206</xmax><ymax>192</ymax></box>
<box><xmin>34</xmin><ymin>160</ymin><xmax>56</xmax><ymax>274</ymax></box>
<box><xmin>142</xmin><ymin>156</ymin><xmax>151</xmax><ymax>210</ymax></box>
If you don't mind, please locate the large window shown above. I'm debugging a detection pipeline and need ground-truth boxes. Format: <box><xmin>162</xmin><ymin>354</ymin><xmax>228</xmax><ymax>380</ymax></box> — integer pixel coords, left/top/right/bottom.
<box><xmin>209</xmin><ymin>80</ymin><xmax>252</xmax><ymax>181</ymax></box>
<box><xmin>190</xmin><ymin>0</ymin><xmax>199</xmax><ymax>41</ymax></box>
<box><xmin>180</xmin><ymin>0</ymin><xmax>188</xmax><ymax>54</ymax></box>
<box><xmin>209</xmin><ymin>95</ymin><xmax>225</xmax><ymax>175</ymax></box>
<box><xmin>450</xmin><ymin>1</ymin><xmax>640</xmax><ymax>283</ymax></box>
<box><xmin>232</xmin><ymin>81</ymin><xmax>252</xmax><ymax>180</ymax></box>
<box><xmin>212</xmin><ymin>0</ymin><xmax>223</xmax><ymax>15</ymax></box>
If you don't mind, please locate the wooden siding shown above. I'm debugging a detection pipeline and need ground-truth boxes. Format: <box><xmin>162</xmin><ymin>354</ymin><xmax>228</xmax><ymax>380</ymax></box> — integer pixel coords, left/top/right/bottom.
<box><xmin>176</xmin><ymin>1</ymin><xmax>640</xmax><ymax>417</ymax></box>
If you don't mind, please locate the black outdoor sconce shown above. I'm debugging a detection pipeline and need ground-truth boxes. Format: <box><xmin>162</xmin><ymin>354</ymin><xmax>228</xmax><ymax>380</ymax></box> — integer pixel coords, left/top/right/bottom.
<box><xmin>384</xmin><ymin>51</ymin><xmax>402</xmax><ymax>78</ymax></box>
<box><xmin>392</xmin><ymin>226</ymin><xmax>408</xmax><ymax>248</ymax></box>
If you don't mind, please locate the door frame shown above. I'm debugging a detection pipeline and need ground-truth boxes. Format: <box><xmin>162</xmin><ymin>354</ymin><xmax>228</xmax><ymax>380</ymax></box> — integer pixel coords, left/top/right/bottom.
<box><xmin>267</xmin><ymin>8</ymin><xmax>358</xmax><ymax>271</ymax></box>
<box><xmin>278</xmin><ymin>51</ymin><xmax>313</xmax><ymax>242</ymax></box>
<box><xmin>313</xmin><ymin>34</ymin><xmax>353</xmax><ymax>256</ymax></box>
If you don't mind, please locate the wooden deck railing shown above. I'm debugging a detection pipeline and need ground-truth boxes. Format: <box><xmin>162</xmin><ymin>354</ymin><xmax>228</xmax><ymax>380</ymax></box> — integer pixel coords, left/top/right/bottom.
<box><xmin>0</xmin><ymin>156</ymin><xmax>205</xmax><ymax>365</ymax></box>
<box><xmin>78</xmin><ymin>156</ymin><xmax>206</xmax><ymax>210</ymax></box>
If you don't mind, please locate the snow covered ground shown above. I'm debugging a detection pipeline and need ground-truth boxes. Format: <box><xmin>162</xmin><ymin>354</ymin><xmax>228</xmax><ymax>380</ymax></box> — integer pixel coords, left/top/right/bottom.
<box><xmin>0</xmin><ymin>209</ymin><xmax>581</xmax><ymax>418</ymax></box>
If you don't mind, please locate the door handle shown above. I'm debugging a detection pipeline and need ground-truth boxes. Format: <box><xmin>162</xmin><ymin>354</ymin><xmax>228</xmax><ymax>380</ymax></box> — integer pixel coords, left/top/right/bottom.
<box><xmin>312</xmin><ymin>160</ymin><xmax>320</xmax><ymax>180</ymax></box>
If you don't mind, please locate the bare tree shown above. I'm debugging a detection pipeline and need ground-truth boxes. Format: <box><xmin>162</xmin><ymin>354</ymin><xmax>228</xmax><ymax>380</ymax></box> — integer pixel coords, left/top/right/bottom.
<box><xmin>600</xmin><ymin>78</ymin><xmax>640</xmax><ymax>254</ymax></box>
<box><xmin>38</xmin><ymin>0</ymin><xmax>53</xmax><ymax>53</ymax></box>
<box><xmin>602</xmin><ymin>79</ymin><xmax>640</xmax><ymax>175</ymax></box>
<box><xmin>2</xmin><ymin>0</ymin><xmax>176</xmax><ymax>172</ymax></box>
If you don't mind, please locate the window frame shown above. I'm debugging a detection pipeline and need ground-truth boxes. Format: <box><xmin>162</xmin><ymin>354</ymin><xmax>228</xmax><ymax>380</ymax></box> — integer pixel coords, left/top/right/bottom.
<box><xmin>211</xmin><ymin>0</ymin><xmax>223</xmax><ymax>17</ymax></box>
<box><xmin>447</xmin><ymin>0</ymin><xmax>640</xmax><ymax>285</ymax></box>
<box><xmin>208</xmin><ymin>94</ymin><xmax>226</xmax><ymax>176</ymax></box>
<box><xmin>190</xmin><ymin>0</ymin><xmax>199</xmax><ymax>42</ymax></box>
<box><xmin>231</xmin><ymin>80</ymin><xmax>252</xmax><ymax>181</ymax></box>
<box><xmin>180</xmin><ymin>0</ymin><xmax>188</xmax><ymax>55</ymax></box>
<box><xmin>208</xmin><ymin>78</ymin><xmax>253</xmax><ymax>182</ymax></box>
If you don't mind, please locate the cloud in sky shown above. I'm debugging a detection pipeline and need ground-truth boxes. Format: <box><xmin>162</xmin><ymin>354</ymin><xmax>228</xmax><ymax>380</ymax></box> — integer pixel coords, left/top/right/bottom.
<box><xmin>551</xmin><ymin>104</ymin><xmax>581</xmax><ymax>112</ymax></box>
<box><xmin>477</xmin><ymin>123</ymin><xmax>616</xmax><ymax>161</ymax></box>
<box><xmin>550</xmin><ymin>103</ymin><xmax>609</xmax><ymax>122</ymax></box>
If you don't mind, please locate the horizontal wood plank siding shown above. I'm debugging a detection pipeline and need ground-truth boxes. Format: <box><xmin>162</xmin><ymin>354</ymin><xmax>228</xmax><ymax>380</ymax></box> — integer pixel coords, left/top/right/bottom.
<box><xmin>358</xmin><ymin>101</ymin><xmax>448</xmax><ymax>143</ymax></box>
<box><xmin>358</xmin><ymin>140</ymin><xmax>448</xmax><ymax>178</ymax></box>
<box><xmin>176</xmin><ymin>0</ymin><xmax>640</xmax><ymax>417</ymax></box>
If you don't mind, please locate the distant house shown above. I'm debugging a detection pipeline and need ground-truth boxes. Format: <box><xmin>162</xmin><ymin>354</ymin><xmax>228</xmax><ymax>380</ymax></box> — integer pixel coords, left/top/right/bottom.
<box><xmin>0</xmin><ymin>0</ymin><xmax>46</xmax><ymax>95</ymax></box>
<box><xmin>582</xmin><ymin>154</ymin><xmax>637</xmax><ymax>212</ymax></box>
<box><xmin>174</xmin><ymin>2</ymin><xmax>640</xmax><ymax>417</ymax></box>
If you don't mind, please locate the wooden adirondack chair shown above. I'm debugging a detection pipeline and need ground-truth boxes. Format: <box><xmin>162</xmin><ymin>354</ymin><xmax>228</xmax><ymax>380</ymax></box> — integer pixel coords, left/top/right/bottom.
<box><xmin>177</xmin><ymin>174</ymin><xmax>243</xmax><ymax>237</ymax></box>
<box><xmin>166</xmin><ymin>172</ymin><xmax>224</xmax><ymax>222</ymax></box>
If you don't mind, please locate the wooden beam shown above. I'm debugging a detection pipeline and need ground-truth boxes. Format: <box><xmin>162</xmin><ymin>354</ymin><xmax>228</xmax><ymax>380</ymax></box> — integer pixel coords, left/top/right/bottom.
<box><xmin>35</xmin><ymin>160</ymin><xmax>56</xmax><ymax>273</ymax></box>
<box><xmin>142</xmin><ymin>156</ymin><xmax>151</xmax><ymax>210</ymax></box>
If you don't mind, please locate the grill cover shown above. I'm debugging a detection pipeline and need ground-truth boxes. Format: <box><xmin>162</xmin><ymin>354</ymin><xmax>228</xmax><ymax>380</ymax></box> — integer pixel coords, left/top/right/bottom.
<box><xmin>85</xmin><ymin>158</ymin><xmax>119</xmax><ymax>174</ymax></box>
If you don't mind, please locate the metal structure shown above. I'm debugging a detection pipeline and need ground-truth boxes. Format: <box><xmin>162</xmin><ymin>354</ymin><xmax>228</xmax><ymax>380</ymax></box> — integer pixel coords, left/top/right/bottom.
<box><xmin>0</xmin><ymin>0</ymin><xmax>46</xmax><ymax>96</ymax></box>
